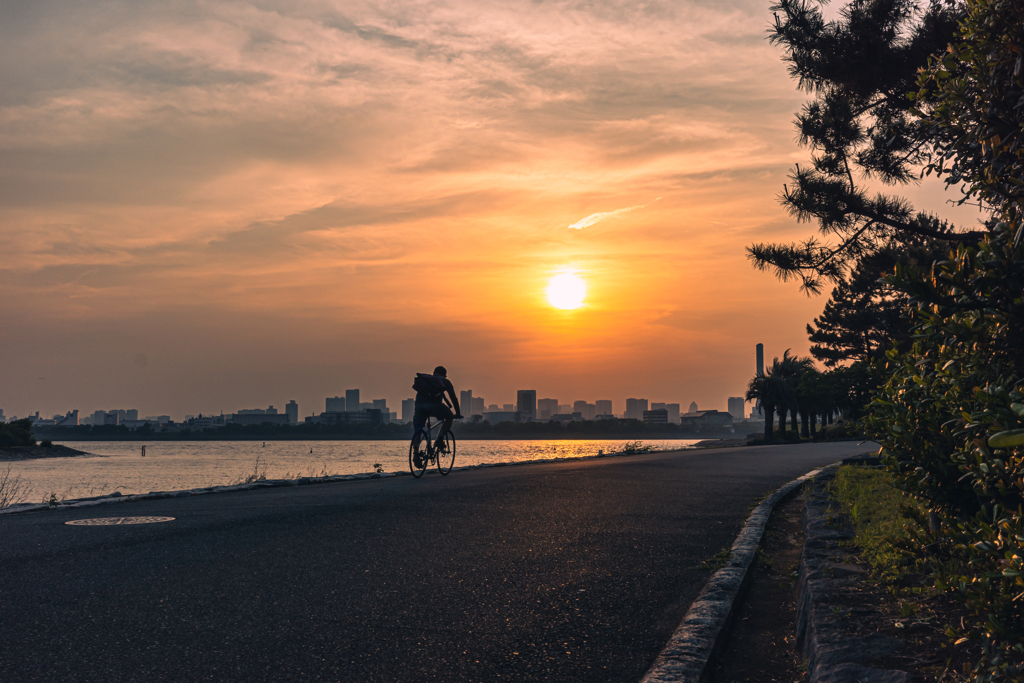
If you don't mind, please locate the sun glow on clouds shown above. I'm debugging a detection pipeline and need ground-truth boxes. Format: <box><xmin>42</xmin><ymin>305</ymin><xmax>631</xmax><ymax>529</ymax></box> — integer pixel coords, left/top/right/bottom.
<box><xmin>0</xmin><ymin>0</ymin><xmax>830</xmax><ymax>417</ymax></box>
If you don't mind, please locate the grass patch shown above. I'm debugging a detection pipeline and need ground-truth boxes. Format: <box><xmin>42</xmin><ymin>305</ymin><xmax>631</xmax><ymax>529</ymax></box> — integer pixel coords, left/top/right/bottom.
<box><xmin>826</xmin><ymin>465</ymin><xmax>982</xmax><ymax>679</ymax></box>
<box><xmin>230</xmin><ymin>455</ymin><xmax>269</xmax><ymax>485</ymax></box>
<box><xmin>828</xmin><ymin>465</ymin><xmax>919</xmax><ymax>583</ymax></box>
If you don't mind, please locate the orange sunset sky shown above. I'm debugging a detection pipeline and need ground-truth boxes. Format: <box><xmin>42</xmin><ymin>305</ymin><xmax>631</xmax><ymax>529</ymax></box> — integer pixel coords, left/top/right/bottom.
<box><xmin>0</xmin><ymin>0</ymin><xmax>981</xmax><ymax>419</ymax></box>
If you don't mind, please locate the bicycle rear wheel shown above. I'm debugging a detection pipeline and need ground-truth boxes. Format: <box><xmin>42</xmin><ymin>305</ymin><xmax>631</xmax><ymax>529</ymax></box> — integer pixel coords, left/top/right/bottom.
<box><xmin>436</xmin><ymin>432</ymin><xmax>456</xmax><ymax>475</ymax></box>
<box><xmin>409</xmin><ymin>435</ymin><xmax>428</xmax><ymax>478</ymax></box>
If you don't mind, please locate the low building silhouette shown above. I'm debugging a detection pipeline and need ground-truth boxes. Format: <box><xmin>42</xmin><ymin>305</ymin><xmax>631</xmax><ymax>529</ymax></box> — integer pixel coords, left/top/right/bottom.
<box><xmin>679</xmin><ymin>410</ymin><xmax>733</xmax><ymax>426</ymax></box>
<box><xmin>483</xmin><ymin>411</ymin><xmax>519</xmax><ymax>424</ymax></box>
<box><xmin>643</xmin><ymin>409</ymin><xmax>669</xmax><ymax>424</ymax></box>
<box><xmin>305</xmin><ymin>409</ymin><xmax>382</xmax><ymax>426</ymax></box>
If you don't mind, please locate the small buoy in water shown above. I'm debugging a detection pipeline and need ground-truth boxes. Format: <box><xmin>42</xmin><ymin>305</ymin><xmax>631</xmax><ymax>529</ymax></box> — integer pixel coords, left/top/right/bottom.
<box><xmin>262</xmin><ymin>442</ymin><xmax>266</xmax><ymax>447</ymax></box>
<box><xmin>141</xmin><ymin>446</ymin><xmax>146</xmax><ymax>457</ymax></box>
<box><xmin>309</xmin><ymin>448</ymin><xmax>313</xmax><ymax>453</ymax></box>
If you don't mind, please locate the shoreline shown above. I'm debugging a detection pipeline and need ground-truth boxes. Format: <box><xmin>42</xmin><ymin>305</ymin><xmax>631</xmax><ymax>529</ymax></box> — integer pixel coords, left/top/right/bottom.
<box><xmin>0</xmin><ymin>445</ymin><xmax>92</xmax><ymax>462</ymax></box>
<box><xmin>0</xmin><ymin>438</ymin><xmax>737</xmax><ymax>464</ymax></box>
<box><xmin>35</xmin><ymin>433</ymin><xmax>746</xmax><ymax>443</ymax></box>
<box><xmin>0</xmin><ymin>442</ymin><xmax>718</xmax><ymax>515</ymax></box>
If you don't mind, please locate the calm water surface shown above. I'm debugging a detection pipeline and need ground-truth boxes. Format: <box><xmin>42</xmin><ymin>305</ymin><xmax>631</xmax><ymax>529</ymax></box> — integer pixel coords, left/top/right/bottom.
<box><xmin>12</xmin><ymin>439</ymin><xmax>702</xmax><ymax>501</ymax></box>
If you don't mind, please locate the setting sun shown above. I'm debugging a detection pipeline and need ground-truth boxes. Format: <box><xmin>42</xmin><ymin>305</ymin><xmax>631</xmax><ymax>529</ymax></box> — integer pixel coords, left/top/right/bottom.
<box><xmin>546</xmin><ymin>273</ymin><xmax>587</xmax><ymax>310</ymax></box>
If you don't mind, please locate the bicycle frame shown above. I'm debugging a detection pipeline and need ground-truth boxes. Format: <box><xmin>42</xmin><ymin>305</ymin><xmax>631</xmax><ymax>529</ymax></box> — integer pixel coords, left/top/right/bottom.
<box><xmin>415</xmin><ymin>417</ymin><xmax>443</xmax><ymax>454</ymax></box>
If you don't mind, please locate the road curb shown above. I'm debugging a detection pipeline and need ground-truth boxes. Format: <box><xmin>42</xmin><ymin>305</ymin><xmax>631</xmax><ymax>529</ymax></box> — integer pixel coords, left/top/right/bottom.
<box><xmin>640</xmin><ymin>461</ymin><xmax>843</xmax><ymax>683</ymax></box>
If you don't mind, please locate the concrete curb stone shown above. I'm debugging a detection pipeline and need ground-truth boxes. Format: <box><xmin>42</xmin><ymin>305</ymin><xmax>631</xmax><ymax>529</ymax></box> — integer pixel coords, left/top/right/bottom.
<box><xmin>798</xmin><ymin>469</ymin><xmax>911</xmax><ymax>683</ymax></box>
<box><xmin>640</xmin><ymin>462</ymin><xmax>842</xmax><ymax>683</ymax></box>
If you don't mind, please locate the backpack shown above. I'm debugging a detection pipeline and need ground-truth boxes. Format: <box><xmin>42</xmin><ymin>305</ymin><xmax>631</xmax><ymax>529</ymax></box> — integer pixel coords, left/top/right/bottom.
<box><xmin>413</xmin><ymin>373</ymin><xmax>446</xmax><ymax>399</ymax></box>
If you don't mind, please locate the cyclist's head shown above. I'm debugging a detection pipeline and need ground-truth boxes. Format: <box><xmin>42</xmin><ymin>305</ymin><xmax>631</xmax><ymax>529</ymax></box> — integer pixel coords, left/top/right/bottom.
<box><xmin>433</xmin><ymin>365</ymin><xmax>447</xmax><ymax>377</ymax></box>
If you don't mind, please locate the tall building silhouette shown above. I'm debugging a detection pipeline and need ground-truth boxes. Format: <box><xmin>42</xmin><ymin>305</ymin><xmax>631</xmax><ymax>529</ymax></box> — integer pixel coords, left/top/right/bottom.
<box><xmin>689</xmin><ymin>401</ymin><xmax>698</xmax><ymax>414</ymax></box>
<box><xmin>727</xmin><ymin>397</ymin><xmax>744</xmax><ymax>420</ymax></box>
<box><xmin>595</xmin><ymin>400</ymin><xmax>613</xmax><ymax>417</ymax></box>
<box><xmin>401</xmin><ymin>398</ymin><xmax>415</xmax><ymax>423</ymax></box>
<box><xmin>326</xmin><ymin>396</ymin><xmax>345</xmax><ymax>412</ymax></box>
<box><xmin>517</xmin><ymin>390</ymin><xmax>537</xmax><ymax>421</ymax></box>
<box><xmin>573</xmin><ymin>401</ymin><xmax>596</xmax><ymax>420</ymax></box>
<box><xmin>625</xmin><ymin>398</ymin><xmax>648</xmax><ymax>420</ymax></box>
<box><xmin>651</xmin><ymin>402</ymin><xmax>680</xmax><ymax>423</ymax></box>
<box><xmin>538</xmin><ymin>398</ymin><xmax>558</xmax><ymax>419</ymax></box>
<box><xmin>286</xmin><ymin>400</ymin><xmax>299</xmax><ymax>424</ymax></box>
<box><xmin>754</xmin><ymin>343</ymin><xmax>766</xmax><ymax>417</ymax></box>
<box><xmin>460</xmin><ymin>390</ymin><xmax>474</xmax><ymax>415</ymax></box>
<box><xmin>346</xmin><ymin>389</ymin><xmax>360</xmax><ymax>412</ymax></box>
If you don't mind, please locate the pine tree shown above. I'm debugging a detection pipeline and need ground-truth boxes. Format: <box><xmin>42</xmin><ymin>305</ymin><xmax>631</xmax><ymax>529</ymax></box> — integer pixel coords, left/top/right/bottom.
<box><xmin>748</xmin><ymin>0</ymin><xmax>986</xmax><ymax>294</ymax></box>
<box><xmin>805</xmin><ymin>241</ymin><xmax>943</xmax><ymax>366</ymax></box>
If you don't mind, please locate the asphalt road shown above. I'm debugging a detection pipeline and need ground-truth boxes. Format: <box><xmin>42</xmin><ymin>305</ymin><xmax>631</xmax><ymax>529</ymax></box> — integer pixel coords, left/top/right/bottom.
<box><xmin>0</xmin><ymin>441</ymin><xmax>872</xmax><ymax>682</ymax></box>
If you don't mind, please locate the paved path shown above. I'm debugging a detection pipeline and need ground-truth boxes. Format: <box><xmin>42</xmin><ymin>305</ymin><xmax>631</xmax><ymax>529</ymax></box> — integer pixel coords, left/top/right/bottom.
<box><xmin>0</xmin><ymin>441</ymin><xmax>871</xmax><ymax>682</ymax></box>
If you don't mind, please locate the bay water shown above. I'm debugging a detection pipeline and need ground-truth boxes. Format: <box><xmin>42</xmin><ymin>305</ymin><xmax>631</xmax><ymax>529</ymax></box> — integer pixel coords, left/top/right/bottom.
<box><xmin>8</xmin><ymin>439</ymin><xmax>702</xmax><ymax>503</ymax></box>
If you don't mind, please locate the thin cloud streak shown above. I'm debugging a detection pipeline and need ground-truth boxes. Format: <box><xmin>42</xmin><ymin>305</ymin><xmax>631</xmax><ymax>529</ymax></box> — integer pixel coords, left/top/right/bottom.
<box><xmin>567</xmin><ymin>204</ymin><xmax>646</xmax><ymax>230</ymax></box>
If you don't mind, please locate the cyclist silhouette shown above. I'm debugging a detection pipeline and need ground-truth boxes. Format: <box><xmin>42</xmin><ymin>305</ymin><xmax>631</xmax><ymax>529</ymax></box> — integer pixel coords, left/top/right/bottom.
<box><xmin>412</xmin><ymin>366</ymin><xmax>462</xmax><ymax>455</ymax></box>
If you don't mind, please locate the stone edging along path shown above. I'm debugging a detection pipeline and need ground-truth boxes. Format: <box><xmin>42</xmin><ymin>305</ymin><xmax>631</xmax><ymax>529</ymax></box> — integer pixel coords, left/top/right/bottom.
<box><xmin>0</xmin><ymin>447</ymin><xmax>679</xmax><ymax>517</ymax></box>
<box><xmin>799</xmin><ymin>467</ymin><xmax>912</xmax><ymax>683</ymax></box>
<box><xmin>640</xmin><ymin>460</ymin><xmax>851</xmax><ymax>683</ymax></box>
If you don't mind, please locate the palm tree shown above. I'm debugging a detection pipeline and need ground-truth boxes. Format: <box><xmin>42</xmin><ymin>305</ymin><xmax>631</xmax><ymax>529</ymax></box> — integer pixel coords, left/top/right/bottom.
<box><xmin>795</xmin><ymin>367</ymin><xmax>824</xmax><ymax>438</ymax></box>
<box><xmin>775</xmin><ymin>350</ymin><xmax>817</xmax><ymax>437</ymax></box>
<box><xmin>746</xmin><ymin>369</ymin><xmax>790</xmax><ymax>441</ymax></box>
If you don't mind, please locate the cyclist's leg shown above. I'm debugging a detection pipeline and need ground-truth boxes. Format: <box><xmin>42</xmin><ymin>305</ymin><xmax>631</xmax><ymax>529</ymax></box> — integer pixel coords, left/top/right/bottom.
<box><xmin>411</xmin><ymin>408</ymin><xmax>428</xmax><ymax>449</ymax></box>
<box><xmin>430</xmin><ymin>404</ymin><xmax>455</xmax><ymax>448</ymax></box>
<box><xmin>435</xmin><ymin>417</ymin><xmax>454</xmax><ymax>448</ymax></box>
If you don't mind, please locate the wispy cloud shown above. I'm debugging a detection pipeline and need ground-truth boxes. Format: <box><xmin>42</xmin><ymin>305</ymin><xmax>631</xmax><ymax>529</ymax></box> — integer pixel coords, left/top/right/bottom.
<box><xmin>0</xmin><ymin>0</ymin><xmax>832</xmax><ymax>417</ymax></box>
<box><xmin>568</xmin><ymin>204</ymin><xmax>646</xmax><ymax>230</ymax></box>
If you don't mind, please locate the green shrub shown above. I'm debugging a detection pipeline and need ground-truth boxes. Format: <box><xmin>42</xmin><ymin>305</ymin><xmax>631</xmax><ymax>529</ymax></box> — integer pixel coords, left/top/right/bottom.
<box><xmin>867</xmin><ymin>228</ymin><xmax>1024</xmax><ymax>680</ymax></box>
<box><xmin>0</xmin><ymin>419</ymin><xmax>36</xmax><ymax>448</ymax></box>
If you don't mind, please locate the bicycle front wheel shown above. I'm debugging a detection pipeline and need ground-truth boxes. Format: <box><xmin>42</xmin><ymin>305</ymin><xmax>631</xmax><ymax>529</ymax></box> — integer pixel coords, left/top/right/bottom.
<box><xmin>436</xmin><ymin>432</ymin><xmax>456</xmax><ymax>475</ymax></box>
<box><xmin>409</xmin><ymin>436</ymin><xmax>428</xmax><ymax>478</ymax></box>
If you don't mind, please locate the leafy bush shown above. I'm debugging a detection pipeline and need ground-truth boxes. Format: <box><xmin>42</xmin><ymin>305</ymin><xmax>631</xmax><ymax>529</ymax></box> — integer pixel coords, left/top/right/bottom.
<box><xmin>0</xmin><ymin>419</ymin><xmax>36</xmax><ymax>448</ymax></box>
<box><xmin>867</xmin><ymin>227</ymin><xmax>1023</xmax><ymax>658</ymax></box>
<box><xmin>868</xmin><ymin>226</ymin><xmax>1024</xmax><ymax>680</ymax></box>
<box><xmin>865</xmin><ymin>2</ymin><xmax>1024</xmax><ymax>678</ymax></box>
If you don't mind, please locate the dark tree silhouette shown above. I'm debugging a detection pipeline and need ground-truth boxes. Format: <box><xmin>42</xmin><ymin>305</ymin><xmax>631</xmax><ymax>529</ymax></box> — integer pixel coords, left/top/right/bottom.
<box><xmin>806</xmin><ymin>241</ymin><xmax>943</xmax><ymax>366</ymax></box>
<box><xmin>748</xmin><ymin>0</ymin><xmax>986</xmax><ymax>294</ymax></box>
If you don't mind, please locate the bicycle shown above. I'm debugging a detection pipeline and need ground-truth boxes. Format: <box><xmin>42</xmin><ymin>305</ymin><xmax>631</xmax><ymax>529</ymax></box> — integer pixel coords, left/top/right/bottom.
<box><xmin>409</xmin><ymin>416</ymin><xmax>457</xmax><ymax>478</ymax></box>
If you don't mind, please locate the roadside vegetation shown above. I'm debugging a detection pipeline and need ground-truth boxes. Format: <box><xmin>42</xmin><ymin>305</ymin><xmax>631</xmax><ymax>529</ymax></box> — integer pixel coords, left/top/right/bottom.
<box><xmin>754</xmin><ymin>0</ymin><xmax>1024</xmax><ymax>679</ymax></box>
<box><xmin>0</xmin><ymin>464</ymin><xmax>29</xmax><ymax>509</ymax></box>
<box><xmin>828</xmin><ymin>467</ymin><xmax>924</xmax><ymax>585</ymax></box>
<box><xmin>829</xmin><ymin>466</ymin><xmax>982</xmax><ymax>680</ymax></box>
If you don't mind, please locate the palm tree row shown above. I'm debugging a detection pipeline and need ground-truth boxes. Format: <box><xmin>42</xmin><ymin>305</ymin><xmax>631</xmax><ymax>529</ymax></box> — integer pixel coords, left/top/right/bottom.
<box><xmin>745</xmin><ymin>350</ymin><xmax>847</xmax><ymax>441</ymax></box>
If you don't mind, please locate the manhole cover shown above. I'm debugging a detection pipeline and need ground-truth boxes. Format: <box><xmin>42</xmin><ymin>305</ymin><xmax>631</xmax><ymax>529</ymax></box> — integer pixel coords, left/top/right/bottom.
<box><xmin>65</xmin><ymin>516</ymin><xmax>175</xmax><ymax>526</ymax></box>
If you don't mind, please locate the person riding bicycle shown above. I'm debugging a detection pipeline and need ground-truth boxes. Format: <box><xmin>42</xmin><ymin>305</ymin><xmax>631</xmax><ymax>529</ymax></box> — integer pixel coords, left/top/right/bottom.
<box><xmin>412</xmin><ymin>366</ymin><xmax>462</xmax><ymax>457</ymax></box>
